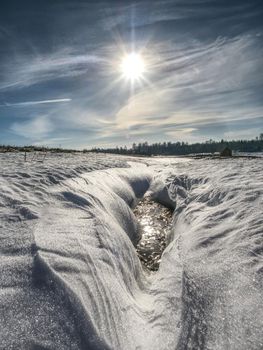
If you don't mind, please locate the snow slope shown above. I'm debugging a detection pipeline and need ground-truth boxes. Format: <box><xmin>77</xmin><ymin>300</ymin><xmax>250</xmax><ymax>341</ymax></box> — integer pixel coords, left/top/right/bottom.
<box><xmin>0</xmin><ymin>153</ymin><xmax>262</xmax><ymax>349</ymax></box>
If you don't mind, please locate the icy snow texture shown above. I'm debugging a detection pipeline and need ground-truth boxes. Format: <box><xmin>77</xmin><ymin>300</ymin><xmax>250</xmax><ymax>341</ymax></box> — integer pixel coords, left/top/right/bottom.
<box><xmin>0</xmin><ymin>153</ymin><xmax>262</xmax><ymax>350</ymax></box>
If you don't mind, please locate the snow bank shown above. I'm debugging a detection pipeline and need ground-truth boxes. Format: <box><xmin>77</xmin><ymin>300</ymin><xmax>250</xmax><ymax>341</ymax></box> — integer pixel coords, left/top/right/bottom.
<box><xmin>0</xmin><ymin>153</ymin><xmax>262</xmax><ymax>349</ymax></box>
<box><xmin>156</xmin><ymin>159</ymin><xmax>263</xmax><ymax>349</ymax></box>
<box><xmin>33</xmin><ymin>166</ymin><xmax>153</xmax><ymax>349</ymax></box>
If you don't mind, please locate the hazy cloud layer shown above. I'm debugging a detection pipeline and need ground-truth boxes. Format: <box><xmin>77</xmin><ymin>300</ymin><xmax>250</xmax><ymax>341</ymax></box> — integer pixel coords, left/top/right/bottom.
<box><xmin>0</xmin><ymin>0</ymin><xmax>262</xmax><ymax>147</ymax></box>
<box><xmin>10</xmin><ymin>116</ymin><xmax>53</xmax><ymax>140</ymax></box>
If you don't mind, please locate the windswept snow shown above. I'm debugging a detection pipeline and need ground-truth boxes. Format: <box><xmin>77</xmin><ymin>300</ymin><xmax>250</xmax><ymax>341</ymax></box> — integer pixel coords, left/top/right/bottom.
<box><xmin>0</xmin><ymin>153</ymin><xmax>262</xmax><ymax>349</ymax></box>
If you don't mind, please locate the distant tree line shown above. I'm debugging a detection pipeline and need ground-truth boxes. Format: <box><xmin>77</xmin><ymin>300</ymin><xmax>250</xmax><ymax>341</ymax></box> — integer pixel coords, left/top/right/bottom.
<box><xmin>0</xmin><ymin>145</ymin><xmax>79</xmax><ymax>153</ymax></box>
<box><xmin>91</xmin><ymin>134</ymin><xmax>263</xmax><ymax>156</ymax></box>
<box><xmin>1</xmin><ymin>134</ymin><xmax>262</xmax><ymax>155</ymax></box>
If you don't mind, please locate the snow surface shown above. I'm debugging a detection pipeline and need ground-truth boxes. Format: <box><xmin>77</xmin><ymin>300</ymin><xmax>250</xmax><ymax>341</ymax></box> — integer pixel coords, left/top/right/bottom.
<box><xmin>0</xmin><ymin>152</ymin><xmax>262</xmax><ymax>349</ymax></box>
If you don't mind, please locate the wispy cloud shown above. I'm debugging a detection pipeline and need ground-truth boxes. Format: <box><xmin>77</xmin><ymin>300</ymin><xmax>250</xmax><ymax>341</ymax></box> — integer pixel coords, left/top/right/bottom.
<box><xmin>0</xmin><ymin>49</ymin><xmax>105</xmax><ymax>90</ymax></box>
<box><xmin>10</xmin><ymin>116</ymin><xmax>53</xmax><ymax>140</ymax></box>
<box><xmin>223</xmin><ymin>128</ymin><xmax>262</xmax><ymax>140</ymax></box>
<box><xmin>114</xmin><ymin>34</ymin><xmax>263</xmax><ymax>132</ymax></box>
<box><xmin>1</xmin><ymin>98</ymin><xmax>71</xmax><ymax>107</ymax></box>
<box><xmin>32</xmin><ymin>137</ymin><xmax>72</xmax><ymax>147</ymax></box>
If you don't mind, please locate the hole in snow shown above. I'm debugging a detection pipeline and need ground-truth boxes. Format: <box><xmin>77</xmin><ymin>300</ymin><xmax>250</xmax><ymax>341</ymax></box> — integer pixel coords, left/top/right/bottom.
<box><xmin>133</xmin><ymin>197</ymin><xmax>173</xmax><ymax>271</ymax></box>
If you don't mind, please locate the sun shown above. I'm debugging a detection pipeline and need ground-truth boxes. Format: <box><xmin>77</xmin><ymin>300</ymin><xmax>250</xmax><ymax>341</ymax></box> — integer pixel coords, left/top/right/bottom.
<box><xmin>120</xmin><ymin>53</ymin><xmax>145</xmax><ymax>80</ymax></box>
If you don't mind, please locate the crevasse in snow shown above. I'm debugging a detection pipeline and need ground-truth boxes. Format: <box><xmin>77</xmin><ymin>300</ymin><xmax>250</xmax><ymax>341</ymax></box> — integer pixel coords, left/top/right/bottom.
<box><xmin>0</xmin><ymin>153</ymin><xmax>262</xmax><ymax>349</ymax></box>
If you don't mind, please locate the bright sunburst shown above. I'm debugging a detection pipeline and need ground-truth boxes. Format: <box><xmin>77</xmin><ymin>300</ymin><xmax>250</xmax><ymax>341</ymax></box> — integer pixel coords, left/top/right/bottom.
<box><xmin>120</xmin><ymin>53</ymin><xmax>145</xmax><ymax>80</ymax></box>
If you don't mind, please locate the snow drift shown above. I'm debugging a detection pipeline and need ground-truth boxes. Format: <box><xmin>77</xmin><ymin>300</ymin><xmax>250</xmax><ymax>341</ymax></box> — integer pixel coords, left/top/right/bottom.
<box><xmin>0</xmin><ymin>153</ymin><xmax>262</xmax><ymax>349</ymax></box>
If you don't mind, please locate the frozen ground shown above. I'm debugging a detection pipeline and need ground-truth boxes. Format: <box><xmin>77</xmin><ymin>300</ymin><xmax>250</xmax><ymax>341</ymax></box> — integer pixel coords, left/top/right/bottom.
<box><xmin>0</xmin><ymin>152</ymin><xmax>262</xmax><ymax>350</ymax></box>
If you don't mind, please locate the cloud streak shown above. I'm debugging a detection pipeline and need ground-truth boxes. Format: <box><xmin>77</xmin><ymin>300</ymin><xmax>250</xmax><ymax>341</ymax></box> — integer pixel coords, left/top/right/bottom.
<box><xmin>1</xmin><ymin>98</ymin><xmax>72</xmax><ymax>107</ymax></box>
<box><xmin>0</xmin><ymin>50</ymin><xmax>106</xmax><ymax>90</ymax></box>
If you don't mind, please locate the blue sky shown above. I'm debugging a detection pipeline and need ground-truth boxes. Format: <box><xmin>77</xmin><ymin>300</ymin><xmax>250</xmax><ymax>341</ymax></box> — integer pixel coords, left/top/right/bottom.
<box><xmin>0</xmin><ymin>0</ymin><xmax>262</xmax><ymax>148</ymax></box>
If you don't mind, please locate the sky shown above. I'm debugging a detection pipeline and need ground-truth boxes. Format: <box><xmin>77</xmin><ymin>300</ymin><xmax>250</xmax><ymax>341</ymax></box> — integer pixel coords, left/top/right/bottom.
<box><xmin>0</xmin><ymin>0</ymin><xmax>262</xmax><ymax>149</ymax></box>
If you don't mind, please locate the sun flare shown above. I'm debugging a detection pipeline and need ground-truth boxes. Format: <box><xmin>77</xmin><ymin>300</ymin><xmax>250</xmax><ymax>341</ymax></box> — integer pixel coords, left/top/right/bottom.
<box><xmin>120</xmin><ymin>53</ymin><xmax>145</xmax><ymax>80</ymax></box>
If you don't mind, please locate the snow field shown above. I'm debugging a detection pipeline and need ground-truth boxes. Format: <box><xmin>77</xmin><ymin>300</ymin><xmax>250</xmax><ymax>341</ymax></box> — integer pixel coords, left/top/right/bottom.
<box><xmin>0</xmin><ymin>153</ymin><xmax>262</xmax><ymax>349</ymax></box>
